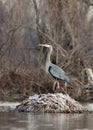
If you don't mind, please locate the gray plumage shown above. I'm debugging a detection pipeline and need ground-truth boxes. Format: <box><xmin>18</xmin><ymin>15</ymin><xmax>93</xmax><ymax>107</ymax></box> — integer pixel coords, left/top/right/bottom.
<box><xmin>49</xmin><ymin>63</ymin><xmax>70</xmax><ymax>82</ymax></box>
<box><xmin>38</xmin><ymin>44</ymin><xmax>70</xmax><ymax>83</ymax></box>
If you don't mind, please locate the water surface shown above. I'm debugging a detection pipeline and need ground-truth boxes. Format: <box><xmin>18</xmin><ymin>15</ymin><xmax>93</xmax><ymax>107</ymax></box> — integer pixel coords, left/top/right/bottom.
<box><xmin>0</xmin><ymin>112</ymin><xmax>93</xmax><ymax>130</ymax></box>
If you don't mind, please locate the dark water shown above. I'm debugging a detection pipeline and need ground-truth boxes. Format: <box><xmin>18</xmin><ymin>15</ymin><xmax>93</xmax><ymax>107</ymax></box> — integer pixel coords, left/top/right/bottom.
<box><xmin>0</xmin><ymin>112</ymin><xmax>93</xmax><ymax>130</ymax></box>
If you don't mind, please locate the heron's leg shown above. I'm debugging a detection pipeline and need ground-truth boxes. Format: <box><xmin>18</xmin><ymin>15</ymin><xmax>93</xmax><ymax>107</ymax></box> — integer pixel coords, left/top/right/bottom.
<box><xmin>53</xmin><ymin>80</ymin><xmax>57</xmax><ymax>92</ymax></box>
<box><xmin>64</xmin><ymin>82</ymin><xmax>67</xmax><ymax>94</ymax></box>
<box><xmin>56</xmin><ymin>80</ymin><xmax>60</xmax><ymax>89</ymax></box>
<box><xmin>53</xmin><ymin>80</ymin><xmax>60</xmax><ymax>92</ymax></box>
<box><xmin>59</xmin><ymin>82</ymin><xmax>67</xmax><ymax>94</ymax></box>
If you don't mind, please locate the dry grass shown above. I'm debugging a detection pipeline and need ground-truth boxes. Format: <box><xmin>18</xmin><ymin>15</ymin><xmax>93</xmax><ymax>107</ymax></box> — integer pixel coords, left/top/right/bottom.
<box><xmin>0</xmin><ymin>0</ymin><xmax>93</xmax><ymax>101</ymax></box>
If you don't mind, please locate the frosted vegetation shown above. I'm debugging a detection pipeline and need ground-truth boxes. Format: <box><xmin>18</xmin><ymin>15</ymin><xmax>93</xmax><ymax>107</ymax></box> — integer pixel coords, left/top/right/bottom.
<box><xmin>16</xmin><ymin>93</ymin><xmax>85</xmax><ymax>113</ymax></box>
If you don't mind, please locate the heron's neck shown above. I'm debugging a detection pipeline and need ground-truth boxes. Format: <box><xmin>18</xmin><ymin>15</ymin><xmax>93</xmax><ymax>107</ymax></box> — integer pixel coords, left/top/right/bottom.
<box><xmin>45</xmin><ymin>46</ymin><xmax>52</xmax><ymax>70</ymax></box>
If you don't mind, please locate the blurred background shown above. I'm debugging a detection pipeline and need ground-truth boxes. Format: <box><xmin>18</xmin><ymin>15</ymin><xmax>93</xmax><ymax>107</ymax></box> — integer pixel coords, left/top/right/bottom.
<box><xmin>0</xmin><ymin>0</ymin><xmax>93</xmax><ymax>101</ymax></box>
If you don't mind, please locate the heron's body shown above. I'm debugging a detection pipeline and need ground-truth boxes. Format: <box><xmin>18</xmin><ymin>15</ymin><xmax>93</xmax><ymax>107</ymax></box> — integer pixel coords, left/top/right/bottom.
<box><xmin>38</xmin><ymin>43</ymin><xmax>70</xmax><ymax>92</ymax></box>
<box><xmin>48</xmin><ymin>63</ymin><xmax>69</xmax><ymax>82</ymax></box>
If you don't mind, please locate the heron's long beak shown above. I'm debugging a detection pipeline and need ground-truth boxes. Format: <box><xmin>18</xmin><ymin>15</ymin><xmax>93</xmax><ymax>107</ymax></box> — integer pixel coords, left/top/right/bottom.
<box><xmin>38</xmin><ymin>44</ymin><xmax>47</xmax><ymax>47</ymax></box>
<box><xmin>38</xmin><ymin>44</ymin><xmax>50</xmax><ymax>48</ymax></box>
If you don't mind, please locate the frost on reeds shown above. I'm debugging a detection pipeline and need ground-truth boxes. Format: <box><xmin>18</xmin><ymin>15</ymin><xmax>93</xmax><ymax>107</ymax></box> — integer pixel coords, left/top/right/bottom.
<box><xmin>86</xmin><ymin>6</ymin><xmax>93</xmax><ymax>22</ymax></box>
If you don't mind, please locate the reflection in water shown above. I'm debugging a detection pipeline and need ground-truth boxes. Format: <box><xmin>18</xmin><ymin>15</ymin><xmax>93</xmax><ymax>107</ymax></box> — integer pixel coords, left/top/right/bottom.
<box><xmin>0</xmin><ymin>112</ymin><xmax>93</xmax><ymax>130</ymax></box>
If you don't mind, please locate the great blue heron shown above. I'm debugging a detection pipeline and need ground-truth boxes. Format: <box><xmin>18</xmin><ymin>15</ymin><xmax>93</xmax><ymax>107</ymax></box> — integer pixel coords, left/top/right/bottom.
<box><xmin>38</xmin><ymin>44</ymin><xmax>70</xmax><ymax>93</ymax></box>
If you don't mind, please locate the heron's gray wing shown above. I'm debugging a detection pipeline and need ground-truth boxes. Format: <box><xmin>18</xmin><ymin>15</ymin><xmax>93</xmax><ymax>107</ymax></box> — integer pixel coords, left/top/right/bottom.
<box><xmin>49</xmin><ymin>63</ymin><xmax>69</xmax><ymax>82</ymax></box>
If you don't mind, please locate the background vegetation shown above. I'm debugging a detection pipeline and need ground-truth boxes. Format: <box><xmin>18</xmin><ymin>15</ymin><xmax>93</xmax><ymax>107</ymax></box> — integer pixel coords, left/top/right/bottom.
<box><xmin>0</xmin><ymin>0</ymin><xmax>93</xmax><ymax>101</ymax></box>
